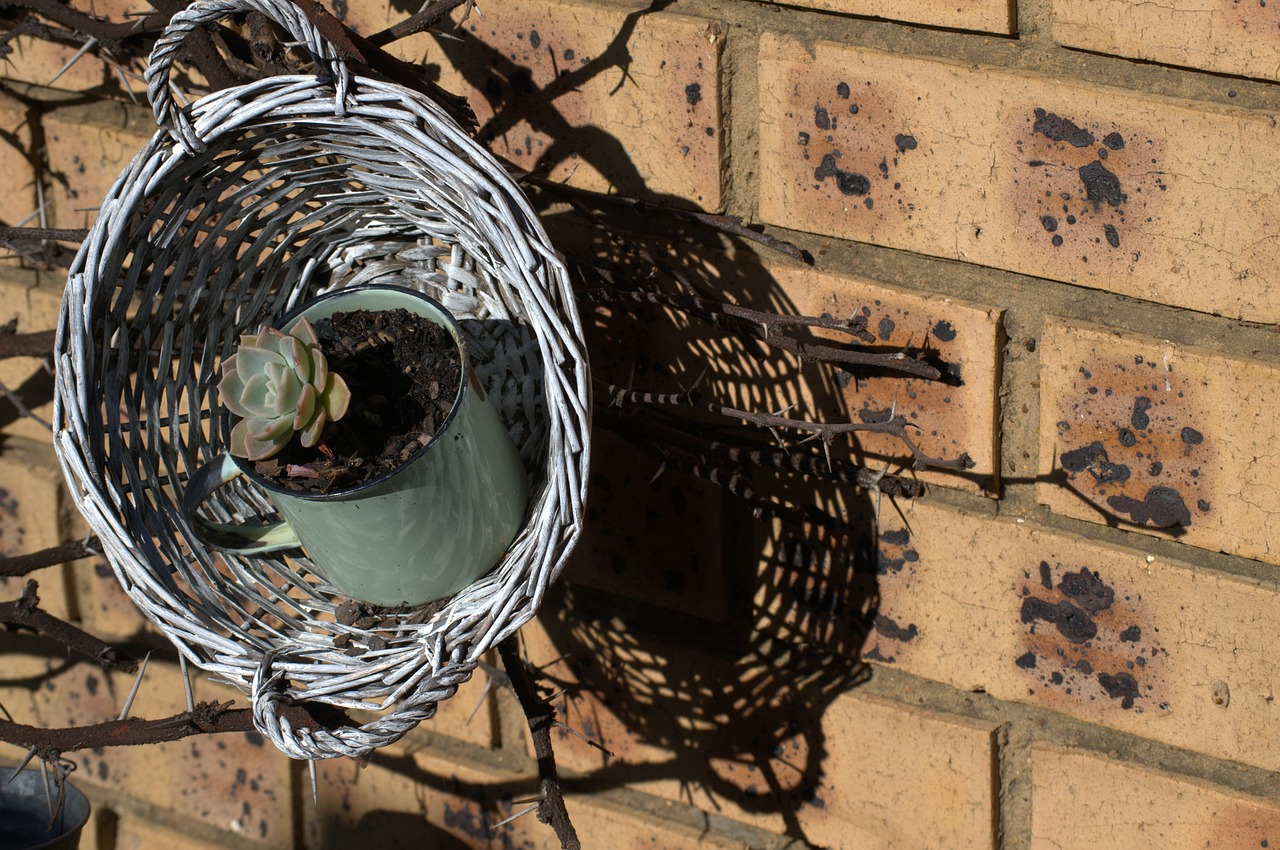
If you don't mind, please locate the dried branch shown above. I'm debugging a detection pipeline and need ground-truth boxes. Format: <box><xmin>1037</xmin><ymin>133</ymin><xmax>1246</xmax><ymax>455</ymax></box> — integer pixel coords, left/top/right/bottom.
<box><xmin>367</xmin><ymin>0</ymin><xmax>474</xmax><ymax>46</ymax></box>
<box><xmin>602</xmin><ymin>411</ymin><xmax>924</xmax><ymax>499</ymax></box>
<box><xmin>603</xmin><ymin>381</ymin><xmax>974</xmax><ymax>472</ymax></box>
<box><xmin>498</xmin><ymin>636</ymin><xmax>580</xmax><ymax>850</ymax></box>
<box><xmin>0</xmin><ymin>700</ymin><xmax>330</xmax><ymax>753</ymax></box>
<box><xmin>583</xmin><ymin>287</ymin><xmax>945</xmax><ymax>381</ymax></box>
<box><xmin>0</xmin><ymin>581</ymin><xmax>136</xmax><ymax>672</ymax></box>
<box><xmin>0</xmin><ymin>538</ymin><xmax>101</xmax><ymax>577</ymax></box>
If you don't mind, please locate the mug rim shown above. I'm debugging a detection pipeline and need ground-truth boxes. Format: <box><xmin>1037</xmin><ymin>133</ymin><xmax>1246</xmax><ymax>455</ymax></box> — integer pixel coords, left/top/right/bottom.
<box><xmin>219</xmin><ymin>284</ymin><xmax>471</xmax><ymax>502</ymax></box>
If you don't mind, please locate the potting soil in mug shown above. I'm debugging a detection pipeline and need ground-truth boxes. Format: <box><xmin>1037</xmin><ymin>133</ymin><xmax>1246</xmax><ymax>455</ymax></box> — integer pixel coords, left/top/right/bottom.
<box><xmin>251</xmin><ymin>308</ymin><xmax>463</xmax><ymax>494</ymax></box>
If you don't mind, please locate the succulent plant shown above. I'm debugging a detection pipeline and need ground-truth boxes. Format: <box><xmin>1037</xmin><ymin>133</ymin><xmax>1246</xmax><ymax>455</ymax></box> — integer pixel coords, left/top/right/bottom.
<box><xmin>219</xmin><ymin>317</ymin><xmax>352</xmax><ymax>461</ymax></box>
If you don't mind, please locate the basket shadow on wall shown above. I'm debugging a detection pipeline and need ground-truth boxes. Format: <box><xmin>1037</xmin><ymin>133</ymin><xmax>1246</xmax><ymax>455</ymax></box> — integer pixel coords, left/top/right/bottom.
<box><xmin>419</xmin><ymin>10</ymin><xmax>892</xmax><ymax>844</ymax></box>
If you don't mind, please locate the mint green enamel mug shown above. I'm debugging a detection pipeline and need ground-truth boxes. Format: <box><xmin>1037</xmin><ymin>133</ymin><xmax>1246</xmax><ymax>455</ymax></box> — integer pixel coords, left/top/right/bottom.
<box><xmin>182</xmin><ymin>285</ymin><xmax>528</xmax><ymax>607</ymax></box>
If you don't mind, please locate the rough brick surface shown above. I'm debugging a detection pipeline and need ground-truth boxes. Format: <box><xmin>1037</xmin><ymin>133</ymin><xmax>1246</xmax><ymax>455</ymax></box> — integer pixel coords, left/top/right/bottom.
<box><xmin>759</xmin><ymin>35</ymin><xmax>1280</xmax><ymax>322</ymax></box>
<box><xmin>42</xmin><ymin>101</ymin><xmax>154</xmax><ymax>230</ymax></box>
<box><xmin>867</xmin><ymin>500</ymin><xmax>1280</xmax><ymax>771</ymax></box>
<box><xmin>37</xmin><ymin>660</ymin><xmax>293</xmax><ymax>847</ymax></box>
<box><xmin>1038</xmin><ymin>318</ymin><xmax>1280</xmax><ymax>565</ymax></box>
<box><xmin>773</xmin><ymin>262</ymin><xmax>1003</xmax><ymax>492</ymax></box>
<box><xmin>521</xmin><ymin>615</ymin><xmax>999</xmax><ymax>847</ymax></box>
<box><xmin>1032</xmin><ymin>745</ymin><xmax>1280</xmax><ymax>849</ymax></box>
<box><xmin>400</xmin><ymin>0</ymin><xmax>724</xmax><ymax>209</ymax></box>
<box><xmin>563</xmin><ymin>429</ymin><xmax>732</xmax><ymax>620</ymax></box>
<box><xmin>0</xmin><ymin>269</ymin><xmax>65</xmax><ymax>442</ymax></box>
<box><xmin>308</xmin><ymin>748</ymin><xmax>745</xmax><ymax>849</ymax></box>
<box><xmin>0</xmin><ymin>437</ymin><xmax>77</xmax><ymax>619</ymax></box>
<box><xmin>1053</xmin><ymin>0</ymin><xmax>1280</xmax><ymax>82</ymax></box>
<box><xmin>767</xmin><ymin>0</ymin><xmax>1012</xmax><ymax>34</ymax></box>
<box><xmin>0</xmin><ymin>92</ymin><xmax>37</xmax><ymax>231</ymax></box>
<box><xmin>111</xmin><ymin>815</ymin><xmax>235</xmax><ymax>850</ymax></box>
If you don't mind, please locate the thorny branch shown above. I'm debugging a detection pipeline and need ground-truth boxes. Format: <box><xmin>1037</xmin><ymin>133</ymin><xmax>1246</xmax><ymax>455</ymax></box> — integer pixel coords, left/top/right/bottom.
<box><xmin>0</xmin><ymin>700</ymin><xmax>339</xmax><ymax>753</ymax></box>
<box><xmin>498</xmin><ymin>636</ymin><xmax>580</xmax><ymax>850</ymax></box>
<box><xmin>0</xmin><ymin>537</ymin><xmax>100</xmax><ymax>577</ymax></box>
<box><xmin>0</xmin><ymin>581</ymin><xmax>137</xmax><ymax>672</ymax></box>
<box><xmin>602</xmin><ymin>380</ymin><xmax>974</xmax><ymax>472</ymax></box>
<box><xmin>582</xmin><ymin>287</ymin><xmax>944</xmax><ymax>381</ymax></box>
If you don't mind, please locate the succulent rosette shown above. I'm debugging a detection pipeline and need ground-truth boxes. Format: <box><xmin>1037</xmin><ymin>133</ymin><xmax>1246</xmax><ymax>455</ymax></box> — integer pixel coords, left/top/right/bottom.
<box><xmin>219</xmin><ymin>317</ymin><xmax>352</xmax><ymax>461</ymax></box>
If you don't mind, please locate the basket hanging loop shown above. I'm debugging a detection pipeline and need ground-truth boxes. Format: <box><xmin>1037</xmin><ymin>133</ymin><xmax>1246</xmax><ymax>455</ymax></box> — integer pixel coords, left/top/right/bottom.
<box><xmin>144</xmin><ymin>0</ymin><xmax>353</xmax><ymax>155</ymax></box>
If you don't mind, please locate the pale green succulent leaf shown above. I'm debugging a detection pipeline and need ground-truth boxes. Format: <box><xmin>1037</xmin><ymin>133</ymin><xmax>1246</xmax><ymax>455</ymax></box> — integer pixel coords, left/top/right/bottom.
<box><xmin>323</xmin><ymin>372</ymin><xmax>351</xmax><ymax>422</ymax></box>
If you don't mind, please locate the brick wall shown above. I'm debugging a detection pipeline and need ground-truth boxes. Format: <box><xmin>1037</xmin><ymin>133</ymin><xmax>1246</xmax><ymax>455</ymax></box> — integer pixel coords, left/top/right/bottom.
<box><xmin>3</xmin><ymin>0</ymin><xmax>1280</xmax><ymax>848</ymax></box>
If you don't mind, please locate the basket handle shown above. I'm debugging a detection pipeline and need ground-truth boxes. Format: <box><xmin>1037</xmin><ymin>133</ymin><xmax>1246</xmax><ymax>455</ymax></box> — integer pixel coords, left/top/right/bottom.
<box><xmin>144</xmin><ymin>0</ymin><xmax>353</xmax><ymax>154</ymax></box>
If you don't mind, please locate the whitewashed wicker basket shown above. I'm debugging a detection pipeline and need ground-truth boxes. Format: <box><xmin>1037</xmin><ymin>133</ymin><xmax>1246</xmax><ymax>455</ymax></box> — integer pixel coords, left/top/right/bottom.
<box><xmin>51</xmin><ymin>0</ymin><xmax>590</xmax><ymax>760</ymax></box>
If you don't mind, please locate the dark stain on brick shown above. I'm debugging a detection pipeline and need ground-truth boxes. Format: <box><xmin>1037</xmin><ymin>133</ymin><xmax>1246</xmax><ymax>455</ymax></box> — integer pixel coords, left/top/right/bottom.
<box><xmin>1039</xmin><ymin>560</ymin><xmax>1053</xmax><ymax>590</ymax></box>
<box><xmin>1117</xmin><ymin>428</ymin><xmax>1136</xmax><ymax>447</ymax></box>
<box><xmin>1016</xmin><ymin>651</ymin><xmax>1038</xmax><ymax>669</ymax></box>
<box><xmin>1104</xmin><ymin>223</ymin><xmax>1120</xmax><ymax>248</ymax></box>
<box><xmin>797</xmin><ymin>131</ymin><xmax>810</xmax><ymax>146</ymax></box>
<box><xmin>1119</xmin><ymin>625</ymin><xmax>1141</xmax><ymax>642</ymax></box>
<box><xmin>877</xmin><ymin>317</ymin><xmax>896</xmax><ymax>341</ymax></box>
<box><xmin>863</xmin><ymin>644</ymin><xmax>895</xmax><ymax>663</ymax></box>
<box><xmin>529</xmin><ymin>29</ymin><xmax>541</xmax><ymax>49</ymax></box>
<box><xmin>836</xmin><ymin>81</ymin><xmax>850</xmax><ymax>99</ymax></box>
<box><xmin>814</xmin><ymin>154</ymin><xmax>870</xmax><ymax>197</ymax></box>
<box><xmin>1061</xmin><ymin>441</ymin><xmax>1131</xmax><ymax>485</ymax></box>
<box><xmin>1079</xmin><ymin>160</ymin><xmax>1125</xmax><ymax>209</ymax></box>
<box><xmin>685</xmin><ymin>82</ymin><xmax>702</xmax><ymax>107</ymax></box>
<box><xmin>1107</xmin><ymin>486</ymin><xmax>1192</xmax><ymax>528</ymax></box>
<box><xmin>1130</xmin><ymin>396</ymin><xmax>1153</xmax><ymax>430</ymax></box>
<box><xmin>1098</xmin><ymin>671</ymin><xmax>1140</xmax><ymax>709</ymax></box>
<box><xmin>1041</xmin><ymin>214</ymin><xmax>1059</xmax><ymax>232</ymax></box>
<box><xmin>1058</xmin><ymin>568</ymin><xmax>1114</xmax><ymax>612</ymax></box>
<box><xmin>894</xmin><ymin>133</ymin><xmax>918</xmax><ymax>152</ymax></box>
<box><xmin>563</xmin><ymin>48</ymin><xmax>575</xmax><ymax>60</ymax></box>
<box><xmin>1033</xmin><ymin>108</ymin><xmax>1096</xmax><ymax>147</ymax></box>
<box><xmin>874</xmin><ymin>614</ymin><xmax>918</xmax><ymax>642</ymax></box>
<box><xmin>814</xmin><ymin>105</ymin><xmax>831</xmax><ymax>130</ymax></box>
<box><xmin>932</xmin><ymin>320</ymin><xmax>956</xmax><ymax>342</ymax></box>
<box><xmin>1102</xmin><ymin>131</ymin><xmax>1125</xmax><ymax>150</ymax></box>
<box><xmin>1181</xmin><ymin>426</ymin><xmax>1204</xmax><ymax>445</ymax></box>
<box><xmin>881</xmin><ymin>529</ymin><xmax>910</xmax><ymax>546</ymax></box>
<box><xmin>1021</xmin><ymin>597</ymin><xmax>1097</xmax><ymax>643</ymax></box>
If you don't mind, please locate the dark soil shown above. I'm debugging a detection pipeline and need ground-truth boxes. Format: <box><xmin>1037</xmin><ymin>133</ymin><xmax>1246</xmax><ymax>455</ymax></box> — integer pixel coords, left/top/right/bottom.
<box><xmin>251</xmin><ymin>308</ymin><xmax>462</xmax><ymax>494</ymax></box>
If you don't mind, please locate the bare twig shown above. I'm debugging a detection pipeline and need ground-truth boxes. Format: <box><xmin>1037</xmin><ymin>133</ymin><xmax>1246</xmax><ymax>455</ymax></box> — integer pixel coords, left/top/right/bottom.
<box><xmin>583</xmin><ymin>288</ymin><xmax>945</xmax><ymax>381</ymax></box>
<box><xmin>0</xmin><ymin>581</ymin><xmax>137</xmax><ymax>672</ymax></box>
<box><xmin>367</xmin><ymin>0</ymin><xmax>474</xmax><ymax>46</ymax></box>
<box><xmin>0</xmin><ymin>538</ymin><xmax>99</xmax><ymax>577</ymax></box>
<box><xmin>603</xmin><ymin>380</ymin><xmax>974</xmax><ymax>472</ymax></box>
<box><xmin>498</xmin><ymin>637</ymin><xmax>580</xmax><ymax>850</ymax></box>
<box><xmin>0</xmin><ymin>700</ymin><xmax>334</xmax><ymax>753</ymax></box>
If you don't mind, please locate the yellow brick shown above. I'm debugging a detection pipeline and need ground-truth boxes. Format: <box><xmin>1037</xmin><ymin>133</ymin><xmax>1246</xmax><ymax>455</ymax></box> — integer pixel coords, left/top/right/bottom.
<box><xmin>0</xmin><ymin>437</ymin><xmax>76</xmax><ymax>620</ymax></box>
<box><xmin>1032</xmin><ymin>745</ymin><xmax>1280</xmax><ymax>850</ymax></box>
<box><xmin>46</xmin><ymin>661</ymin><xmax>293</xmax><ymax>847</ymax></box>
<box><xmin>563</xmin><ymin>429</ymin><xmax>732</xmax><ymax>620</ymax></box>
<box><xmin>112</xmin><ymin>815</ymin><xmax>235</xmax><ymax>850</ymax></box>
<box><xmin>1053</xmin><ymin>0</ymin><xmax>1280</xmax><ymax>83</ymax></box>
<box><xmin>43</xmin><ymin>100</ymin><xmax>154</xmax><ymax>230</ymax></box>
<box><xmin>1038</xmin><ymin>318</ymin><xmax>1280</xmax><ymax>565</ymax></box>
<box><xmin>758</xmin><ymin>35</ymin><xmax>1280</xmax><ymax>322</ymax></box>
<box><xmin>0</xmin><ymin>269</ymin><xmax>65</xmax><ymax>442</ymax></box>
<box><xmin>773</xmin><ymin>262</ymin><xmax>1003</xmax><ymax>492</ymax></box>
<box><xmin>868</xmin><ymin>499</ymin><xmax>1280</xmax><ymax>772</ymax></box>
<box><xmin>520</xmin><ymin>616</ymin><xmax>998</xmax><ymax>846</ymax></box>
<box><xmin>308</xmin><ymin>746</ymin><xmax>745</xmax><ymax>849</ymax></box>
<box><xmin>0</xmin><ymin>91</ymin><xmax>38</xmax><ymax>231</ymax></box>
<box><xmin>387</xmin><ymin>0</ymin><xmax>725</xmax><ymax>209</ymax></box>
<box><xmin>766</xmin><ymin>0</ymin><xmax>1012</xmax><ymax>34</ymax></box>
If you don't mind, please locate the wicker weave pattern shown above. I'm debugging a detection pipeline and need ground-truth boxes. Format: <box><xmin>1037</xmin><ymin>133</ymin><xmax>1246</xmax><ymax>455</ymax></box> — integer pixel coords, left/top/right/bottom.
<box><xmin>52</xmin><ymin>0</ymin><xmax>590</xmax><ymax>760</ymax></box>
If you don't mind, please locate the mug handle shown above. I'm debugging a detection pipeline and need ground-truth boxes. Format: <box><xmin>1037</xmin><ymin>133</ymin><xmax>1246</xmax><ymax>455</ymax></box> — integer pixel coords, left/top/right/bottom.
<box><xmin>182</xmin><ymin>454</ymin><xmax>302</xmax><ymax>554</ymax></box>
